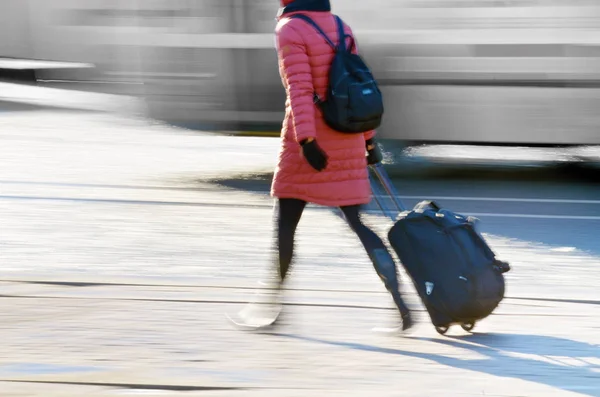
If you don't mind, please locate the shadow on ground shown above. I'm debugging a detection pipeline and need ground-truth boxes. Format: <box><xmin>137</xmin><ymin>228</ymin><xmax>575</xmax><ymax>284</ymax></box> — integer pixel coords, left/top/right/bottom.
<box><xmin>204</xmin><ymin>164</ymin><xmax>600</xmax><ymax>255</ymax></box>
<box><xmin>272</xmin><ymin>332</ymin><xmax>600</xmax><ymax>396</ymax></box>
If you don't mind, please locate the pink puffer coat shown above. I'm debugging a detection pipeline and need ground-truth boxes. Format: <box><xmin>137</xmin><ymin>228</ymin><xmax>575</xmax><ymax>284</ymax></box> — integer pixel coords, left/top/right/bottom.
<box><xmin>270</xmin><ymin>6</ymin><xmax>376</xmax><ymax>207</ymax></box>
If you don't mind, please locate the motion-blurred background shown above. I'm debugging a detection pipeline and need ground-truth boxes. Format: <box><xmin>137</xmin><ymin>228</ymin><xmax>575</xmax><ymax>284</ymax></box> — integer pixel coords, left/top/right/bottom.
<box><xmin>2</xmin><ymin>3</ymin><xmax>600</xmax><ymax>396</ymax></box>
<box><xmin>2</xmin><ymin>0</ymin><xmax>600</xmax><ymax>145</ymax></box>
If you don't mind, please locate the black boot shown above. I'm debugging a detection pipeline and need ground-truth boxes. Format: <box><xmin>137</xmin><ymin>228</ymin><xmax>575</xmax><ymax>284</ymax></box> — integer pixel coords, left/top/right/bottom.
<box><xmin>370</xmin><ymin>248</ymin><xmax>413</xmax><ymax>333</ymax></box>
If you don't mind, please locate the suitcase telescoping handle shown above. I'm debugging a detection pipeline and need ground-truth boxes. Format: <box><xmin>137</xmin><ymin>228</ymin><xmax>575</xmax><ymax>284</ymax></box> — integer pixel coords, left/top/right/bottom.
<box><xmin>369</xmin><ymin>163</ymin><xmax>407</xmax><ymax>220</ymax></box>
<box><xmin>369</xmin><ymin>179</ymin><xmax>396</xmax><ymax>220</ymax></box>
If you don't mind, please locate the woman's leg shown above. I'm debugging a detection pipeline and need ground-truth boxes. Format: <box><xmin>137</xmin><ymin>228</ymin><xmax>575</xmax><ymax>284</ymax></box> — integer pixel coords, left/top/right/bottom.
<box><xmin>340</xmin><ymin>205</ymin><xmax>412</xmax><ymax>328</ymax></box>
<box><xmin>235</xmin><ymin>198</ymin><xmax>306</xmax><ymax>327</ymax></box>
<box><xmin>274</xmin><ymin>198</ymin><xmax>307</xmax><ymax>283</ymax></box>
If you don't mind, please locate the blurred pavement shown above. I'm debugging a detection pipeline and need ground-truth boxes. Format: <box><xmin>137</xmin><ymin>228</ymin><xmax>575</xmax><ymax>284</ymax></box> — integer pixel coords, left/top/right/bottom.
<box><xmin>1</xmin><ymin>93</ymin><xmax>600</xmax><ymax>396</ymax></box>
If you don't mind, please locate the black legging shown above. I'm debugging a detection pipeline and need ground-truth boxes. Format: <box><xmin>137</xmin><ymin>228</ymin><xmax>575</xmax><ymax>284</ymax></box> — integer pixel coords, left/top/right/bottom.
<box><xmin>273</xmin><ymin>198</ymin><xmax>409</xmax><ymax>315</ymax></box>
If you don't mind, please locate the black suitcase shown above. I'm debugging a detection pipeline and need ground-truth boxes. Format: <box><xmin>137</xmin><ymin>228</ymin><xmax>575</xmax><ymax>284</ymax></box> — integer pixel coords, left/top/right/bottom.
<box><xmin>369</xmin><ymin>163</ymin><xmax>509</xmax><ymax>335</ymax></box>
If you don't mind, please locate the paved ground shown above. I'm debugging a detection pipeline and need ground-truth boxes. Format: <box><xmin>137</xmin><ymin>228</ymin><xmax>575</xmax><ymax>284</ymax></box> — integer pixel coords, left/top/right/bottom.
<box><xmin>1</xmin><ymin>106</ymin><xmax>600</xmax><ymax>397</ymax></box>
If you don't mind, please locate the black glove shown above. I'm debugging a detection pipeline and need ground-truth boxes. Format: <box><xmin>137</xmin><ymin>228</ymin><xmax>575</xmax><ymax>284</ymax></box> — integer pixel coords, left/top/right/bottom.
<box><xmin>300</xmin><ymin>138</ymin><xmax>328</xmax><ymax>172</ymax></box>
<box><xmin>366</xmin><ymin>138</ymin><xmax>383</xmax><ymax>165</ymax></box>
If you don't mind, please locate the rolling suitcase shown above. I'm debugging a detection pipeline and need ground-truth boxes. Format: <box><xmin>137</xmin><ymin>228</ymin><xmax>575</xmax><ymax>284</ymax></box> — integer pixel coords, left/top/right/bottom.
<box><xmin>368</xmin><ymin>163</ymin><xmax>509</xmax><ymax>335</ymax></box>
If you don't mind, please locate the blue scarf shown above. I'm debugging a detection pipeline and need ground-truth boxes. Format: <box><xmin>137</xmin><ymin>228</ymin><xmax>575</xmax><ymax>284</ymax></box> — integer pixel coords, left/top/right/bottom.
<box><xmin>278</xmin><ymin>0</ymin><xmax>331</xmax><ymax>17</ymax></box>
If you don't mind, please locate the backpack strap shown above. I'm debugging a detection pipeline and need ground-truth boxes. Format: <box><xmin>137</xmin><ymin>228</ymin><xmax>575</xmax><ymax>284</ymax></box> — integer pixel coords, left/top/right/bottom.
<box><xmin>289</xmin><ymin>14</ymin><xmax>355</xmax><ymax>53</ymax></box>
<box><xmin>289</xmin><ymin>14</ymin><xmax>336</xmax><ymax>49</ymax></box>
<box><xmin>334</xmin><ymin>15</ymin><xmax>356</xmax><ymax>53</ymax></box>
<box><xmin>334</xmin><ymin>16</ymin><xmax>346</xmax><ymax>52</ymax></box>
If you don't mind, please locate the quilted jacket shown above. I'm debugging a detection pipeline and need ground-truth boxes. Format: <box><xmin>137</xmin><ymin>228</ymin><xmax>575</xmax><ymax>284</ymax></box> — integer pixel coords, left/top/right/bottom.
<box><xmin>271</xmin><ymin>1</ymin><xmax>376</xmax><ymax>207</ymax></box>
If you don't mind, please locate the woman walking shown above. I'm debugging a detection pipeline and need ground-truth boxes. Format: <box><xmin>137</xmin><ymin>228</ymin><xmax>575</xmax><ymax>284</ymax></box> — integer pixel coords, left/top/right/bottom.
<box><xmin>232</xmin><ymin>0</ymin><xmax>412</xmax><ymax>334</ymax></box>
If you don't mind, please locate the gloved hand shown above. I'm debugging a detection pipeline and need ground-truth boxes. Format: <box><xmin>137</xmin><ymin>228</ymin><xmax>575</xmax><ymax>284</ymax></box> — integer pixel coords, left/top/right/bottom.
<box><xmin>366</xmin><ymin>138</ymin><xmax>383</xmax><ymax>165</ymax></box>
<box><xmin>300</xmin><ymin>138</ymin><xmax>328</xmax><ymax>172</ymax></box>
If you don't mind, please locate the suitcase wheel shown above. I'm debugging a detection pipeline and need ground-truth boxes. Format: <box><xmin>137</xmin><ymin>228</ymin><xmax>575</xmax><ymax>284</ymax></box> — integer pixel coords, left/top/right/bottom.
<box><xmin>435</xmin><ymin>326</ymin><xmax>449</xmax><ymax>335</ymax></box>
<box><xmin>461</xmin><ymin>321</ymin><xmax>475</xmax><ymax>332</ymax></box>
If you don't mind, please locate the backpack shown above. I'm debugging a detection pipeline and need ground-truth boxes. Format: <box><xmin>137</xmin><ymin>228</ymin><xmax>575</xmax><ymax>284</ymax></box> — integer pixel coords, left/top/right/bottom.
<box><xmin>289</xmin><ymin>14</ymin><xmax>384</xmax><ymax>134</ymax></box>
